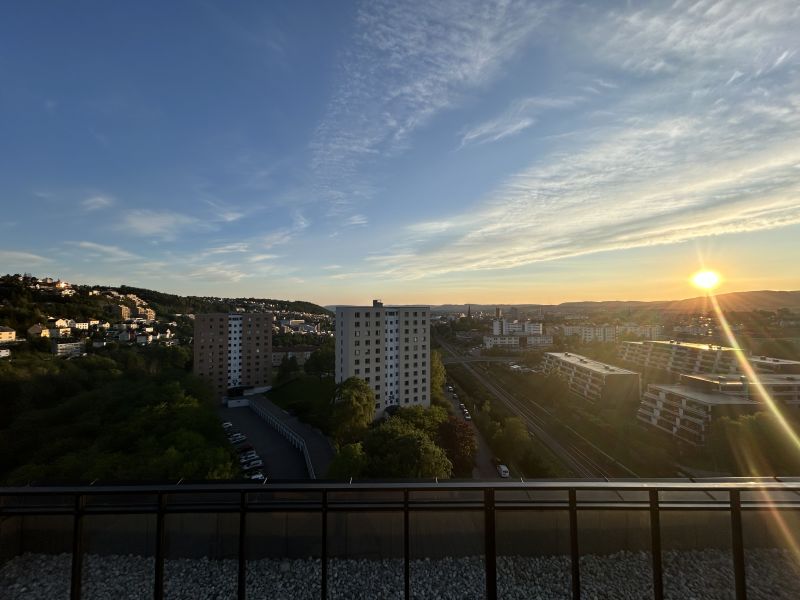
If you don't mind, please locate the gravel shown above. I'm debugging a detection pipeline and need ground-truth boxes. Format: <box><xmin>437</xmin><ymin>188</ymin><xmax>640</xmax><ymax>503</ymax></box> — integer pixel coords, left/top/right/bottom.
<box><xmin>1</xmin><ymin>549</ymin><xmax>799</xmax><ymax>599</ymax></box>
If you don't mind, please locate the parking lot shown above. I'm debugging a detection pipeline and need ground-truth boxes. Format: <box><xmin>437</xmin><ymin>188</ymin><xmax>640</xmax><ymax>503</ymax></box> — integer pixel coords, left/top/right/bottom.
<box><xmin>218</xmin><ymin>405</ymin><xmax>309</xmax><ymax>480</ymax></box>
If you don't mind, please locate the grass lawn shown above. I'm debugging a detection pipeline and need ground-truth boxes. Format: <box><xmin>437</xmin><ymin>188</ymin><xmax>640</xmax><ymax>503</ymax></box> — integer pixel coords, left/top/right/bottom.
<box><xmin>265</xmin><ymin>375</ymin><xmax>336</xmax><ymax>434</ymax></box>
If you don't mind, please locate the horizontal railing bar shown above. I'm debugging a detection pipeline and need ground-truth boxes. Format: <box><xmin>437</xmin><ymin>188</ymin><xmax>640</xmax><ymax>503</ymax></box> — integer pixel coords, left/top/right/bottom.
<box><xmin>2</xmin><ymin>479</ymin><xmax>799</xmax><ymax>495</ymax></box>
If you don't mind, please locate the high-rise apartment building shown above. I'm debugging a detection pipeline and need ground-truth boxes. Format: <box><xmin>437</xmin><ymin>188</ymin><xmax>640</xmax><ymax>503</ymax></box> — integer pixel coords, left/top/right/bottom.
<box><xmin>193</xmin><ymin>313</ymin><xmax>273</xmax><ymax>400</ymax></box>
<box><xmin>335</xmin><ymin>300</ymin><xmax>430</xmax><ymax>418</ymax></box>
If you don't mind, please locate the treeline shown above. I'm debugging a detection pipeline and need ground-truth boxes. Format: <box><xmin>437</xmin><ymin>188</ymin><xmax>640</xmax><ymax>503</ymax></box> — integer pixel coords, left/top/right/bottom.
<box><xmin>119</xmin><ymin>285</ymin><xmax>330</xmax><ymax>317</ymax></box>
<box><xmin>0</xmin><ymin>345</ymin><xmax>237</xmax><ymax>484</ymax></box>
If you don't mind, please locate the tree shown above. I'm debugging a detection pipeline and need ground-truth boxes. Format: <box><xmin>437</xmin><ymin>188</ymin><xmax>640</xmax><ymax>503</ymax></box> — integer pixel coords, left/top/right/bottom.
<box><xmin>362</xmin><ymin>419</ymin><xmax>452</xmax><ymax>478</ymax></box>
<box><xmin>304</xmin><ymin>342</ymin><xmax>335</xmax><ymax>378</ymax></box>
<box><xmin>276</xmin><ymin>355</ymin><xmax>300</xmax><ymax>384</ymax></box>
<box><xmin>393</xmin><ymin>405</ymin><xmax>448</xmax><ymax>439</ymax></box>
<box><xmin>430</xmin><ymin>349</ymin><xmax>447</xmax><ymax>401</ymax></box>
<box><xmin>327</xmin><ymin>443</ymin><xmax>367</xmax><ymax>478</ymax></box>
<box><xmin>330</xmin><ymin>377</ymin><xmax>375</xmax><ymax>444</ymax></box>
<box><xmin>437</xmin><ymin>416</ymin><xmax>478</xmax><ymax>477</ymax></box>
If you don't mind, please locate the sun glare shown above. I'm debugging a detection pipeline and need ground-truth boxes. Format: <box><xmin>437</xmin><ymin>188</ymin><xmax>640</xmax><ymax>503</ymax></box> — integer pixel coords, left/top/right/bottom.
<box><xmin>691</xmin><ymin>270</ymin><xmax>721</xmax><ymax>290</ymax></box>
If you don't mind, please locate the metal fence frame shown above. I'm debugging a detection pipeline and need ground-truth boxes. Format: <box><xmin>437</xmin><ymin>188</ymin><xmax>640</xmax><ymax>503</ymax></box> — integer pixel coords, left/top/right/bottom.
<box><xmin>3</xmin><ymin>478</ymin><xmax>800</xmax><ymax>600</ymax></box>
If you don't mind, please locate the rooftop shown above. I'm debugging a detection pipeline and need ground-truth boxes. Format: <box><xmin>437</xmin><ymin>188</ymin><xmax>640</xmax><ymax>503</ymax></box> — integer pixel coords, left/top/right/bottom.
<box><xmin>546</xmin><ymin>352</ymin><xmax>639</xmax><ymax>375</ymax></box>
<box><xmin>628</xmin><ymin>340</ymin><xmax>745</xmax><ymax>352</ymax></box>
<box><xmin>648</xmin><ymin>382</ymin><xmax>760</xmax><ymax>405</ymax></box>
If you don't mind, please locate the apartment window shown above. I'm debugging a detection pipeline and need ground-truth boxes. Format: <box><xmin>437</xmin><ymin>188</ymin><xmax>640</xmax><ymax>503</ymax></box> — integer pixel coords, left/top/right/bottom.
<box><xmin>365</xmin><ymin>368</ymin><xmax>370</xmax><ymax>373</ymax></box>
<box><xmin>355</xmin><ymin>321</ymin><xmax>360</xmax><ymax>327</ymax></box>
<box><xmin>365</xmin><ymin>312</ymin><xmax>370</xmax><ymax>318</ymax></box>
<box><xmin>355</xmin><ymin>340</ymin><xmax>360</xmax><ymax>346</ymax></box>
<box><xmin>355</xmin><ymin>312</ymin><xmax>360</xmax><ymax>318</ymax></box>
<box><xmin>355</xmin><ymin>359</ymin><xmax>360</xmax><ymax>365</ymax></box>
<box><xmin>355</xmin><ymin>369</ymin><xmax>360</xmax><ymax>375</ymax></box>
<box><xmin>355</xmin><ymin>350</ymin><xmax>360</xmax><ymax>356</ymax></box>
<box><xmin>375</xmin><ymin>403</ymin><xmax>379</xmax><ymax>409</ymax></box>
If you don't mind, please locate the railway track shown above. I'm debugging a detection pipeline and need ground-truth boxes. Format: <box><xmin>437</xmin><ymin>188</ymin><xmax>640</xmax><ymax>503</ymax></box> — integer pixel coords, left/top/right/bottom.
<box><xmin>438</xmin><ymin>338</ymin><xmax>636</xmax><ymax>478</ymax></box>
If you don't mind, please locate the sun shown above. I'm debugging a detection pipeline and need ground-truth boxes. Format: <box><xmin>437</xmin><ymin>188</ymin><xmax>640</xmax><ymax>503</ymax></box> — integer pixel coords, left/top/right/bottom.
<box><xmin>691</xmin><ymin>270</ymin><xmax>721</xmax><ymax>291</ymax></box>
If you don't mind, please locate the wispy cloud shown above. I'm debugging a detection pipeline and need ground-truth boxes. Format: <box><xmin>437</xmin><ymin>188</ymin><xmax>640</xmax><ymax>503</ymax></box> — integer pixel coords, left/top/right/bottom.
<box><xmin>202</xmin><ymin>242</ymin><xmax>250</xmax><ymax>256</ymax></box>
<box><xmin>310</xmin><ymin>0</ymin><xmax>553</xmax><ymax>214</ymax></box>
<box><xmin>354</xmin><ymin>0</ymin><xmax>800</xmax><ymax>280</ymax></box>
<box><xmin>69</xmin><ymin>241</ymin><xmax>140</xmax><ymax>261</ymax></box>
<box><xmin>81</xmin><ymin>195</ymin><xmax>114</xmax><ymax>211</ymax></box>
<box><xmin>0</xmin><ymin>250</ymin><xmax>50</xmax><ymax>265</ymax></box>
<box><xmin>345</xmin><ymin>214</ymin><xmax>368</xmax><ymax>226</ymax></box>
<box><xmin>459</xmin><ymin>96</ymin><xmax>584</xmax><ymax>148</ymax></box>
<box><xmin>119</xmin><ymin>210</ymin><xmax>199</xmax><ymax>240</ymax></box>
<box><xmin>260</xmin><ymin>212</ymin><xmax>310</xmax><ymax>248</ymax></box>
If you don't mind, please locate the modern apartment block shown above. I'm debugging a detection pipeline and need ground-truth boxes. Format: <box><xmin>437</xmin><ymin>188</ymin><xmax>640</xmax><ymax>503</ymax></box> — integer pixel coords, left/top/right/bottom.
<box><xmin>638</xmin><ymin>372</ymin><xmax>800</xmax><ymax>445</ymax></box>
<box><xmin>543</xmin><ymin>352</ymin><xmax>641</xmax><ymax>408</ymax></box>
<box><xmin>483</xmin><ymin>334</ymin><xmax>554</xmax><ymax>349</ymax></box>
<box><xmin>109</xmin><ymin>304</ymin><xmax>131</xmax><ymax>320</ymax></box>
<box><xmin>562</xmin><ymin>325</ymin><xmax>617</xmax><ymax>343</ymax></box>
<box><xmin>619</xmin><ymin>340</ymin><xmax>798</xmax><ymax>377</ymax></box>
<box><xmin>335</xmin><ymin>300</ymin><xmax>430</xmax><ymax>418</ymax></box>
<box><xmin>193</xmin><ymin>313</ymin><xmax>273</xmax><ymax>401</ymax></box>
<box><xmin>492</xmin><ymin>319</ymin><xmax>543</xmax><ymax>335</ymax></box>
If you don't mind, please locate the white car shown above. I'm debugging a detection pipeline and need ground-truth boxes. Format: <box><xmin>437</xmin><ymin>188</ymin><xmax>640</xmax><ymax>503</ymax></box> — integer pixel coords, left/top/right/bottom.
<box><xmin>249</xmin><ymin>472</ymin><xmax>266</xmax><ymax>481</ymax></box>
<box><xmin>222</xmin><ymin>422</ymin><xmax>233</xmax><ymax>429</ymax></box>
<box><xmin>497</xmin><ymin>464</ymin><xmax>510</xmax><ymax>478</ymax></box>
<box><xmin>239</xmin><ymin>453</ymin><xmax>258</xmax><ymax>463</ymax></box>
<box><xmin>242</xmin><ymin>460</ymin><xmax>264</xmax><ymax>470</ymax></box>
<box><xmin>228</xmin><ymin>434</ymin><xmax>246</xmax><ymax>443</ymax></box>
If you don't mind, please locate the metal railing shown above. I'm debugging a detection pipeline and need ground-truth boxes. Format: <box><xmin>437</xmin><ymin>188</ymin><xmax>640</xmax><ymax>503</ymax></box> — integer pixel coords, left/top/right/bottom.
<box><xmin>2</xmin><ymin>478</ymin><xmax>800</xmax><ymax>600</ymax></box>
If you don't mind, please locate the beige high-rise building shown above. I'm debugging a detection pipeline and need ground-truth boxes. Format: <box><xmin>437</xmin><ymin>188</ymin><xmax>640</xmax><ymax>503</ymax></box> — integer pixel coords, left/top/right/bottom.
<box><xmin>193</xmin><ymin>313</ymin><xmax>273</xmax><ymax>401</ymax></box>
<box><xmin>335</xmin><ymin>300</ymin><xmax>431</xmax><ymax>419</ymax></box>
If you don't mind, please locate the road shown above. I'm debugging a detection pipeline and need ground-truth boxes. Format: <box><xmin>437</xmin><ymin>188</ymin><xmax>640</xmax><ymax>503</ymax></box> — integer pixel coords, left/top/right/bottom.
<box><xmin>442</xmin><ymin>384</ymin><xmax>501</xmax><ymax>479</ymax></box>
<box><xmin>437</xmin><ymin>337</ymin><xmax>638</xmax><ymax>478</ymax></box>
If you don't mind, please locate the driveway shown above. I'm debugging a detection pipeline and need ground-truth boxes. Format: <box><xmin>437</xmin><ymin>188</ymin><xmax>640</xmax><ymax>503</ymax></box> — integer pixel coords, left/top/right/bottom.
<box><xmin>443</xmin><ymin>386</ymin><xmax>501</xmax><ymax>480</ymax></box>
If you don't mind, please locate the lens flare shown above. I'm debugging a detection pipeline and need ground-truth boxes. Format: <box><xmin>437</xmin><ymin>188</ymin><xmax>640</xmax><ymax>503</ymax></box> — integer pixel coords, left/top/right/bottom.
<box><xmin>691</xmin><ymin>270</ymin><xmax>720</xmax><ymax>290</ymax></box>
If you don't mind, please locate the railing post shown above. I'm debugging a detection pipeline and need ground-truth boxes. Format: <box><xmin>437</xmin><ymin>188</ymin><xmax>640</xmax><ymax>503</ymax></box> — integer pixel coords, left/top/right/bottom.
<box><xmin>238</xmin><ymin>491</ymin><xmax>247</xmax><ymax>600</ymax></box>
<box><xmin>484</xmin><ymin>488</ymin><xmax>497</xmax><ymax>600</ymax></box>
<box><xmin>730</xmin><ymin>490</ymin><xmax>747</xmax><ymax>600</ymax></box>
<box><xmin>649</xmin><ymin>490</ymin><xmax>664</xmax><ymax>600</ymax></box>
<box><xmin>568</xmin><ymin>489</ymin><xmax>580</xmax><ymax>600</ymax></box>
<box><xmin>321</xmin><ymin>490</ymin><xmax>328</xmax><ymax>600</ymax></box>
<box><xmin>404</xmin><ymin>489</ymin><xmax>410</xmax><ymax>600</ymax></box>
<box><xmin>70</xmin><ymin>494</ymin><xmax>85</xmax><ymax>600</ymax></box>
<box><xmin>154</xmin><ymin>493</ymin><xmax>166</xmax><ymax>600</ymax></box>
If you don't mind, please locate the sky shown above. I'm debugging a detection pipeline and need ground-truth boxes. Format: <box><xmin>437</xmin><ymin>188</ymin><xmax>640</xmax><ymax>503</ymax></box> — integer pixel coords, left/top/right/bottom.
<box><xmin>1</xmin><ymin>0</ymin><xmax>799</xmax><ymax>306</ymax></box>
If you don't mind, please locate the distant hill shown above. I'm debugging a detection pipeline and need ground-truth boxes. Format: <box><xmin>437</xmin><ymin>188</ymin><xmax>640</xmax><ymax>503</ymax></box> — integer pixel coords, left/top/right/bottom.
<box><xmin>118</xmin><ymin>286</ymin><xmax>331</xmax><ymax>316</ymax></box>
<box><xmin>432</xmin><ymin>290</ymin><xmax>800</xmax><ymax>315</ymax></box>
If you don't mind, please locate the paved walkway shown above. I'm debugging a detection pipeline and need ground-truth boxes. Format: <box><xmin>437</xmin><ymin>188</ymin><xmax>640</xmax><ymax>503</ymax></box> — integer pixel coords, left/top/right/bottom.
<box><xmin>218</xmin><ymin>405</ymin><xmax>308</xmax><ymax>479</ymax></box>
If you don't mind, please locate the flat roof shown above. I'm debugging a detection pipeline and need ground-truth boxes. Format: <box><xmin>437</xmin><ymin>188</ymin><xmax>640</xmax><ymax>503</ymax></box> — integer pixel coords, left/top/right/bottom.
<box><xmin>648</xmin><ymin>383</ymin><xmax>760</xmax><ymax>406</ymax></box>
<box><xmin>642</xmin><ymin>340</ymin><xmax>743</xmax><ymax>352</ymax></box>
<box><xmin>546</xmin><ymin>352</ymin><xmax>639</xmax><ymax>376</ymax></box>
<box><xmin>750</xmin><ymin>355</ymin><xmax>800</xmax><ymax>366</ymax></box>
<box><xmin>684</xmin><ymin>373</ymin><xmax>800</xmax><ymax>386</ymax></box>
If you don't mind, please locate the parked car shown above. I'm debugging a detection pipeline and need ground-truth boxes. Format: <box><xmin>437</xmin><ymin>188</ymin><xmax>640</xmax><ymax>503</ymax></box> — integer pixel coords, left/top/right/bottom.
<box><xmin>248</xmin><ymin>472</ymin><xmax>266</xmax><ymax>481</ymax></box>
<box><xmin>221</xmin><ymin>422</ymin><xmax>233</xmax><ymax>429</ymax></box>
<box><xmin>459</xmin><ymin>403</ymin><xmax>465</xmax><ymax>409</ymax></box>
<box><xmin>242</xmin><ymin>459</ymin><xmax>264</xmax><ymax>470</ymax></box>
<box><xmin>497</xmin><ymin>464</ymin><xmax>510</xmax><ymax>478</ymax></box>
<box><xmin>239</xmin><ymin>453</ymin><xmax>258</xmax><ymax>463</ymax></box>
<box><xmin>228</xmin><ymin>434</ymin><xmax>246</xmax><ymax>444</ymax></box>
<box><xmin>464</xmin><ymin>413</ymin><xmax>472</xmax><ymax>421</ymax></box>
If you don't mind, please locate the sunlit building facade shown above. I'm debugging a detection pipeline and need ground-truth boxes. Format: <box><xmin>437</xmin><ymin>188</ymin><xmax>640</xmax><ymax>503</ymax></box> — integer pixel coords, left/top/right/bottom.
<box><xmin>336</xmin><ymin>300</ymin><xmax>430</xmax><ymax>418</ymax></box>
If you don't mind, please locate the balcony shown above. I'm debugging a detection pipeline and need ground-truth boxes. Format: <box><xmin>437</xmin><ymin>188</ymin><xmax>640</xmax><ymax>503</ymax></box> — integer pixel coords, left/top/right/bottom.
<box><xmin>2</xmin><ymin>479</ymin><xmax>800</xmax><ymax>599</ymax></box>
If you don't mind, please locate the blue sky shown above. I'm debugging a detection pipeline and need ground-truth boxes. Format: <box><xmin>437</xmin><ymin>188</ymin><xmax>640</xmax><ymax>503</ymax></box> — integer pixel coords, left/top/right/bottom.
<box><xmin>2</xmin><ymin>0</ymin><xmax>799</xmax><ymax>305</ymax></box>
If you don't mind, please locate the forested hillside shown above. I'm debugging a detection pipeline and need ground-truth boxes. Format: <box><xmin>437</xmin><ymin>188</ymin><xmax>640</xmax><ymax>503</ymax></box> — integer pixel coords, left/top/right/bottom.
<box><xmin>0</xmin><ymin>345</ymin><xmax>237</xmax><ymax>484</ymax></box>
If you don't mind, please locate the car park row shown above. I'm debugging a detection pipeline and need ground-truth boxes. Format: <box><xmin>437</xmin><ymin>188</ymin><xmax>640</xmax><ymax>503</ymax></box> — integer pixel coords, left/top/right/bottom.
<box><xmin>222</xmin><ymin>421</ymin><xmax>265</xmax><ymax>481</ymax></box>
